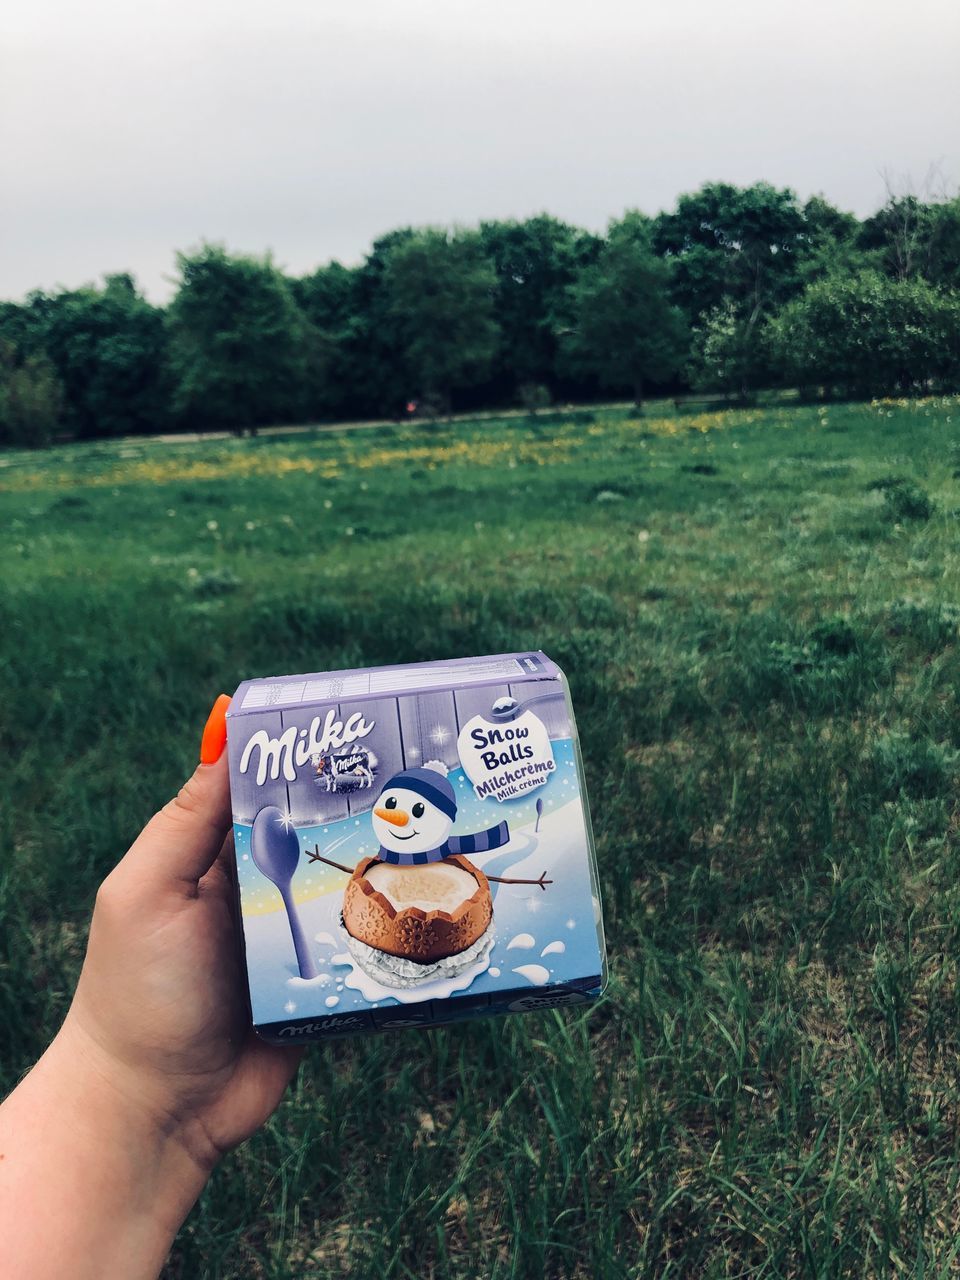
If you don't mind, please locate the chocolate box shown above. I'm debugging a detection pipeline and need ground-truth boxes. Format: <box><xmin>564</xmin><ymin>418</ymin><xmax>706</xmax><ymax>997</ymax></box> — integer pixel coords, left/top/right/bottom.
<box><xmin>226</xmin><ymin>652</ymin><xmax>606</xmax><ymax>1041</ymax></box>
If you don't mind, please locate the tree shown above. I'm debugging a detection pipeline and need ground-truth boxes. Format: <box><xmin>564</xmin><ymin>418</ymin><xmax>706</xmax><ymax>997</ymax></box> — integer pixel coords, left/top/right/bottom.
<box><xmin>859</xmin><ymin>194</ymin><xmax>936</xmax><ymax>282</ymax></box>
<box><xmin>25</xmin><ymin>275</ymin><xmax>168</xmax><ymax>438</ymax></box>
<box><xmin>859</xmin><ymin>192</ymin><xmax>960</xmax><ymax>292</ymax></box>
<box><xmin>295</xmin><ymin>241</ymin><xmax>428</xmax><ymax>420</ymax></box>
<box><xmin>0</xmin><ymin>301</ymin><xmax>45</xmax><ymax>356</ymax></box>
<box><xmin>291</xmin><ymin>261</ymin><xmax>362</xmax><ymax>420</ymax></box>
<box><xmin>652</xmin><ymin>181</ymin><xmax>809</xmax><ymax>323</ymax></box>
<box><xmin>565</xmin><ymin>212</ymin><xmax>688</xmax><ymax>408</ymax></box>
<box><xmin>795</xmin><ymin>195</ymin><xmax>876</xmax><ymax>284</ymax></box>
<box><xmin>478</xmin><ymin>215</ymin><xmax>602</xmax><ymax>402</ymax></box>
<box><xmin>381</xmin><ymin>229</ymin><xmax>500</xmax><ymax>412</ymax></box>
<box><xmin>339</xmin><ymin>229</ymin><xmax>419</xmax><ymax>418</ymax></box>
<box><xmin>651</xmin><ymin>182</ymin><xmax>820</xmax><ymax>396</ymax></box>
<box><xmin>0</xmin><ymin>339</ymin><xmax>64</xmax><ymax>447</ymax></box>
<box><xmin>766</xmin><ymin>271</ymin><xmax>960</xmax><ymax>397</ymax></box>
<box><xmin>167</xmin><ymin>246</ymin><xmax>309</xmax><ymax>431</ymax></box>
<box><xmin>924</xmin><ymin>198</ymin><xmax>960</xmax><ymax>291</ymax></box>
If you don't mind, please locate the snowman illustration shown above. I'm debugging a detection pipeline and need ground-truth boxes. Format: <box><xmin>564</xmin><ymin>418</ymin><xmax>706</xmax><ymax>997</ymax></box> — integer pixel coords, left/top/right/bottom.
<box><xmin>308</xmin><ymin>761</ymin><xmax>551</xmax><ymax>987</ymax></box>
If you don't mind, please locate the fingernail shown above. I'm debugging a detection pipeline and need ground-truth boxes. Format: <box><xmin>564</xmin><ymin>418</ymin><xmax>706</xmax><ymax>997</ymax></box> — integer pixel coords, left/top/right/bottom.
<box><xmin>200</xmin><ymin>694</ymin><xmax>231</xmax><ymax>765</ymax></box>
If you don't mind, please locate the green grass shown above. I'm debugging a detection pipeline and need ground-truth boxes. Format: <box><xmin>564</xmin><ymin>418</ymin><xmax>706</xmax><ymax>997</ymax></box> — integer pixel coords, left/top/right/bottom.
<box><xmin>4</xmin><ymin>395</ymin><xmax>960</xmax><ymax>1277</ymax></box>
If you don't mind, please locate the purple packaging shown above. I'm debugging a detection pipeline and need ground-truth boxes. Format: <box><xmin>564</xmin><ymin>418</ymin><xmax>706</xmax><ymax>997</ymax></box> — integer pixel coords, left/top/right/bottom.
<box><xmin>226</xmin><ymin>652</ymin><xmax>606</xmax><ymax>1041</ymax></box>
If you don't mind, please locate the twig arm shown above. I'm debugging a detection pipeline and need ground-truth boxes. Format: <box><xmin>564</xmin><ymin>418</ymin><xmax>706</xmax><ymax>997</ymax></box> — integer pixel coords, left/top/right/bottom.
<box><xmin>486</xmin><ymin>872</ymin><xmax>552</xmax><ymax>891</ymax></box>
<box><xmin>306</xmin><ymin>846</ymin><xmax>354</xmax><ymax>874</ymax></box>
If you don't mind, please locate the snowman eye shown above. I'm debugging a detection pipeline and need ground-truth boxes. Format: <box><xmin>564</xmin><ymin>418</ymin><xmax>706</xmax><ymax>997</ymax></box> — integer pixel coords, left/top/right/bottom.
<box><xmin>412</xmin><ymin>802</ymin><xmax>425</xmax><ymax>818</ymax></box>
<box><xmin>384</xmin><ymin>796</ymin><xmax>397</xmax><ymax>809</ymax></box>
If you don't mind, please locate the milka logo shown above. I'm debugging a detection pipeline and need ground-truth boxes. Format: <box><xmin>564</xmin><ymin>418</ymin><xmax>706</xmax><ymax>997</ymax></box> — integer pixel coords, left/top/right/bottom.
<box><xmin>278</xmin><ymin>1016</ymin><xmax>366</xmax><ymax>1036</ymax></box>
<box><xmin>240</xmin><ymin>710</ymin><xmax>374</xmax><ymax>785</ymax></box>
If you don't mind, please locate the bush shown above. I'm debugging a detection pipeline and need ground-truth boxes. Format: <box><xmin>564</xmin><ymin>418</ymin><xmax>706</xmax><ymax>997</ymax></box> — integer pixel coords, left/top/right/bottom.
<box><xmin>886</xmin><ymin>599</ymin><xmax>960</xmax><ymax>650</ymax></box>
<box><xmin>871</xmin><ymin>733</ymin><xmax>958</xmax><ymax>801</ymax></box>
<box><xmin>517</xmin><ymin>382</ymin><xmax>552</xmax><ymax>411</ymax></box>
<box><xmin>189</xmin><ymin>568</ymin><xmax>242</xmax><ymax>597</ymax></box>
<box><xmin>688</xmin><ymin>300</ymin><xmax>770</xmax><ymax>398</ymax></box>
<box><xmin>766</xmin><ymin>271</ymin><xmax>960</xmax><ymax>397</ymax></box>
<box><xmin>881</xmin><ymin>482</ymin><xmax>934</xmax><ymax>522</ymax></box>
<box><xmin>868</xmin><ymin>476</ymin><xmax>935</xmax><ymax>521</ymax></box>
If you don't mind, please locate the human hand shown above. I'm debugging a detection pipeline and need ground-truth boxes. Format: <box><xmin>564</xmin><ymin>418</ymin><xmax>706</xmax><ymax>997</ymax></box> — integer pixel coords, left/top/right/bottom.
<box><xmin>0</xmin><ymin>695</ymin><xmax>303</xmax><ymax>1280</ymax></box>
<box><xmin>61</xmin><ymin>694</ymin><xmax>303</xmax><ymax>1173</ymax></box>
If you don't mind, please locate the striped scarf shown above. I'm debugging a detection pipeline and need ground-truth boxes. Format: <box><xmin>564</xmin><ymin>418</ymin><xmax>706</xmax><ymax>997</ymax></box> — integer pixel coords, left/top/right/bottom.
<box><xmin>378</xmin><ymin>820</ymin><xmax>510</xmax><ymax>866</ymax></box>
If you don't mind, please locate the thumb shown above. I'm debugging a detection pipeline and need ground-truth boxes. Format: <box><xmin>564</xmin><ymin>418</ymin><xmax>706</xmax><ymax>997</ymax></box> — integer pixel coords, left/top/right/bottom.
<box><xmin>123</xmin><ymin>697</ymin><xmax>233</xmax><ymax>890</ymax></box>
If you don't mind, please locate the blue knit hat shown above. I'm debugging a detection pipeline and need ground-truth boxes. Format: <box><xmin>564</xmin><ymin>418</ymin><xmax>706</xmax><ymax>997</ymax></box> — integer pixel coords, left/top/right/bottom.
<box><xmin>379</xmin><ymin>766</ymin><xmax>457</xmax><ymax>820</ymax></box>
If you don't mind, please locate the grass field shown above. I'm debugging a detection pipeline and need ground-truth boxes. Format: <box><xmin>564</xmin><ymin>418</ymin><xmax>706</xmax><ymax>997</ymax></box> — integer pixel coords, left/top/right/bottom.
<box><xmin>5</xmin><ymin>396</ymin><xmax>960</xmax><ymax>1278</ymax></box>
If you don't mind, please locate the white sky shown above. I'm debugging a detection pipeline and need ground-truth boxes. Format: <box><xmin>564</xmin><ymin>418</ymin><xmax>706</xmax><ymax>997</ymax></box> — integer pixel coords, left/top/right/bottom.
<box><xmin>2</xmin><ymin>0</ymin><xmax>959</xmax><ymax>303</ymax></box>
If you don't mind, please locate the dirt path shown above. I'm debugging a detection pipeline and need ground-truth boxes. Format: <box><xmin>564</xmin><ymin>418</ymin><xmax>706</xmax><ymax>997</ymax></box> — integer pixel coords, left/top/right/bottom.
<box><xmin>146</xmin><ymin>401</ymin><xmax>635</xmax><ymax>446</ymax></box>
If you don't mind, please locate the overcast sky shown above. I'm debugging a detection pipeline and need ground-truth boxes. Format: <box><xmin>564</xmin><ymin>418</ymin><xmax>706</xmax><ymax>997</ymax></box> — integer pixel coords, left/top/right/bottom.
<box><xmin>3</xmin><ymin>0</ymin><xmax>959</xmax><ymax>303</ymax></box>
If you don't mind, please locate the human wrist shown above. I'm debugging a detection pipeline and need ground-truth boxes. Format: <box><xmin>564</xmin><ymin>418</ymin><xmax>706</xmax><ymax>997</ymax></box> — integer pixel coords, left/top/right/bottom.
<box><xmin>48</xmin><ymin>1013</ymin><xmax>218</xmax><ymax>1189</ymax></box>
<box><xmin>2</xmin><ymin>1021</ymin><xmax>213</xmax><ymax>1279</ymax></box>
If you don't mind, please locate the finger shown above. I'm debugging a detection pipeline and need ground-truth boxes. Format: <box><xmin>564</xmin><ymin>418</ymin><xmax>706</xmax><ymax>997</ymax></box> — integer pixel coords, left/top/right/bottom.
<box><xmin>210</xmin><ymin>828</ymin><xmax>237</xmax><ymax>886</ymax></box>
<box><xmin>202</xmin><ymin>830</ymin><xmax>239</xmax><ymax>910</ymax></box>
<box><xmin>123</xmin><ymin>754</ymin><xmax>233</xmax><ymax>891</ymax></box>
<box><xmin>200</xmin><ymin>694</ymin><xmax>232</xmax><ymax>766</ymax></box>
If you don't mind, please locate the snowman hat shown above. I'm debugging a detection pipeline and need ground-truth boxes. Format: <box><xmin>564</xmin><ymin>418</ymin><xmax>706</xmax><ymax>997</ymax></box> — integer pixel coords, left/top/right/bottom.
<box><xmin>379</xmin><ymin>763</ymin><xmax>457</xmax><ymax>821</ymax></box>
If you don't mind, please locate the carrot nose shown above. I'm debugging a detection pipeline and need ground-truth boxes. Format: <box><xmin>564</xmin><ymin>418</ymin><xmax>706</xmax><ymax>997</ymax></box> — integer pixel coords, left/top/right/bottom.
<box><xmin>374</xmin><ymin>806</ymin><xmax>409</xmax><ymax>827</ymax></box>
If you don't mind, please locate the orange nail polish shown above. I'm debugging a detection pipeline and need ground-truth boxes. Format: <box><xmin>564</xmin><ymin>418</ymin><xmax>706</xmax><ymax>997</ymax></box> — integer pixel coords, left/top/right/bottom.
<box><xmin>200</xmin><ymin>694</ymin><xmax>231</xmax><ymax>765</ymax></box>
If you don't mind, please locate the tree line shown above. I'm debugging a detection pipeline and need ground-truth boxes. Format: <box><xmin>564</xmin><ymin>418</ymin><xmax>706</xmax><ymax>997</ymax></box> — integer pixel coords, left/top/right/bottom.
<box><xmin>2</xmin><ymin>181</ymin><xmax>960</xmax><ymax>446</ymax></box>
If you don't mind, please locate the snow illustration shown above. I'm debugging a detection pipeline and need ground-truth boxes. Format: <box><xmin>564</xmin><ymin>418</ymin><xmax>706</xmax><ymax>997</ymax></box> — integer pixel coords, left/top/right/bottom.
<box><xmin>304</xmin><ymin>760</ymin><xmax>552</xmax><ymax>988</ymax></box>
<box><xmin>236</xmin><ymin>740</ymin><xmax>602</xmax><ymax>1024</ymax></box>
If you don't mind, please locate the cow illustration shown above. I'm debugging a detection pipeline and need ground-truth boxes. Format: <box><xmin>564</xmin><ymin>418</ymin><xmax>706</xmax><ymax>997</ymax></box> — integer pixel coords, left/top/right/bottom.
<box><xmin>312</xmin><ymin>748</ymin><xmax>377</xmax><ymax>793</ymax></box>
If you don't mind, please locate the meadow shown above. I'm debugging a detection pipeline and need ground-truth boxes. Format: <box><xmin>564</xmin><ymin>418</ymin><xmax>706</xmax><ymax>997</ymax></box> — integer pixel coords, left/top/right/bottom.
<box><xmin>4</xmin><ymin>396</ymin><xmax>960</xmax><ymax>1278</ymax></box>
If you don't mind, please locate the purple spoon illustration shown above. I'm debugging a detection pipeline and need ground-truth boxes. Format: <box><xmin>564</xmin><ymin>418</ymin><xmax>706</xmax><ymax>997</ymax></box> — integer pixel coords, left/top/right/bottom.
<box><xmin>489</xmin><ymin>691</ymin><xmax>563</xmax><ymax>723</ymax></box>
<box><xmin>250</xmin><ymin>805</ymin><xmax>318</xmax><ymax>980</ymax></box>
<box><xmin>535</xmin><ymin>797</ymin><xmax>544</xmax><ymax>832</ymax></box>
